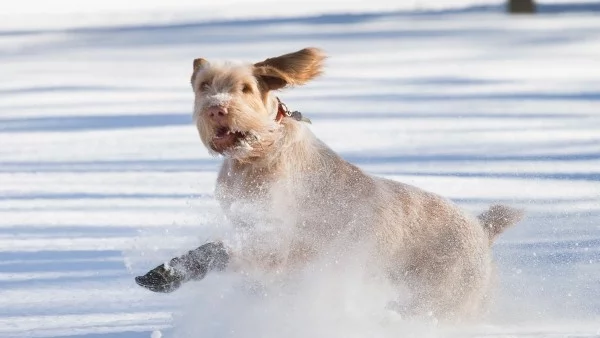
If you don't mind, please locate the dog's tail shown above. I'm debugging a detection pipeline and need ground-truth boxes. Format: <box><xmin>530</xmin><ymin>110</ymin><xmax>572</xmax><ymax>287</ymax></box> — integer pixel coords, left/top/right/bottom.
<box><xmin>478</xmin><ymin>204</ymin><xmax>524</xmax><ymax>242</ymax></box>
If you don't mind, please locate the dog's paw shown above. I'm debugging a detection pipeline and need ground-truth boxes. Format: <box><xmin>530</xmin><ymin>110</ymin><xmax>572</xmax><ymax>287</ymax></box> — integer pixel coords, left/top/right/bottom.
<box><xmin>135</xmin><ymin>265</ymin><xmax>183</xmax><ymax>293</ymax></box>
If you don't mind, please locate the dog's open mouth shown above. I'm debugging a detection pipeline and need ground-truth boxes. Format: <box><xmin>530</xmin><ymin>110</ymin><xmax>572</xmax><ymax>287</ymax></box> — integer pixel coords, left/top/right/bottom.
<box><xmin>211</xmin><ymin>127</ymin><xmax>247</xmax><ymax>153</ymax></box>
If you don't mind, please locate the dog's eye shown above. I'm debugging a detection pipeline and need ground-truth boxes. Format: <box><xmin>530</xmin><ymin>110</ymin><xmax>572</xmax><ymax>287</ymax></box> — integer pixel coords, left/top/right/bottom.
<box><xmin>198</xmin><ymin>81</ymin><xmax>210</xmax><ymax>91</ymax></box>
<box><xmin>242</xmin><ymin>83</ymin><xmax>253</xmax><ymax>94</ymax></box>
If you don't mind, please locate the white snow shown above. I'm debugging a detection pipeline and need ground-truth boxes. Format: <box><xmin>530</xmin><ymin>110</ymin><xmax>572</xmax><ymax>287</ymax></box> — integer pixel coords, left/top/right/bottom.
<box><xmin>0</xmin><ymin>0</ymin><xmax>502</xmax><ymax>31</ymax></box>
<box><xmin>1</xmin><ymin>0</ymin><xmax>599</xmax><ymax>337</ymax></box>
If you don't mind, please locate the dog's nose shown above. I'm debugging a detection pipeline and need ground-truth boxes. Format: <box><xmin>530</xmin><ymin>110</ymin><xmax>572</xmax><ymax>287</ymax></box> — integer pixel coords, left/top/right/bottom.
<box><xmin>205</xmin><ymin>106</ymin><xmax>228</xmax><ymax>122</ymax></box>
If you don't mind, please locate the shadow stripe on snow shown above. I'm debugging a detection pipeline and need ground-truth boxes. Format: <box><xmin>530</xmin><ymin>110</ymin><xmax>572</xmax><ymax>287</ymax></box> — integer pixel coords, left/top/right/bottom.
<box><xmin>0</xmin><ymin>311</ymin><xmax>171</xmax><ymax>338</ymax></box>
<box><xmin>0</xmin><ymin>192</ymin><xmax>208</xmax><ymax>200</ymax></box>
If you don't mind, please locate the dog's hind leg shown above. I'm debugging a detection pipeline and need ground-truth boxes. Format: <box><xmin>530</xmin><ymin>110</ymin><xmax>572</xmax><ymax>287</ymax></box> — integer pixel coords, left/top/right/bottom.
<box><xmin>387</xmin><ymin>242</ymin><xmax>493</xmax><ymax>322</ymax></box>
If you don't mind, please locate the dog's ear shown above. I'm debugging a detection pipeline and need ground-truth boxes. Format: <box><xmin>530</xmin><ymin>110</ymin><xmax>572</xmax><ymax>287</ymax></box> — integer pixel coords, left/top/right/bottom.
<box><xmin>191</xmin><ymin>58</ymin><xmax>209</xmax><ymax>85</ymax></box>
<box><xmin>193</xmin><ymin>58</ymin><xmax>209</xmax><ymax>71</ymax></box>
<box><xmin>254</xmin><ymin>48</ymin><xmax>326</xmax><ymax>90</ymax></box>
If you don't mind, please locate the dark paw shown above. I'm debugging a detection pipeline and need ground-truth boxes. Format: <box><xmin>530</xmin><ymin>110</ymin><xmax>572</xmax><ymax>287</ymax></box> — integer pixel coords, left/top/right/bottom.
<box><xmin>134</xmin><ymin>241</ymin><xmax>230</xmax><ymax>293</ymax></box>
<box><xmin>135</xmin><ymin>265</ymin><xmax>183</xmax><ymax>293</ymax></box>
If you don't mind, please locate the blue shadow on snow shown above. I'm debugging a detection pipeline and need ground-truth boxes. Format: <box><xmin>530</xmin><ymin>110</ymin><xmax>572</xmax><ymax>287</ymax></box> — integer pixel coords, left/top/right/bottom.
<box><xmin>0</xmin><ymin>113</ymin><xmax>191</xmax><ymax>132</ymax></box>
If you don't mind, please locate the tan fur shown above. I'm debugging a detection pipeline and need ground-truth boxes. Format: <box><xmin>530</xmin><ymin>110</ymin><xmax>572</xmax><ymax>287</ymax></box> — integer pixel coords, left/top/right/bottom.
<box><xmin>190</xmin><ymin>47</ymin><xmax>524</xmax><ymax>322</ymax></box>
<box><xmin>478</xmin><ymin>204</ymin><xmax>525</xmax><ymax>243</ymax></box>
<box><xmin>254</xmin><ymin>47</ymin><xmax>326</xmax><ymax>90</ymax></box>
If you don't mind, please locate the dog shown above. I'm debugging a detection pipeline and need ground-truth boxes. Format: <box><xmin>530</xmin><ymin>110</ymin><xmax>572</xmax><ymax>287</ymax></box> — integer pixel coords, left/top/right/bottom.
<box><xmin>135</xmin><ymin>47</ymin><xmax>524</xmax><ymax>321</ymax></box>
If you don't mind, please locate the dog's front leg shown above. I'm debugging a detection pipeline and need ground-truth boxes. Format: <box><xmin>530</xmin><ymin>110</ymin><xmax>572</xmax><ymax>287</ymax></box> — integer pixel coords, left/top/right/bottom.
<box><xmin>135</xmin><ymin>241</ymin><xmax>229</xmax><ymax>293</ymax></box>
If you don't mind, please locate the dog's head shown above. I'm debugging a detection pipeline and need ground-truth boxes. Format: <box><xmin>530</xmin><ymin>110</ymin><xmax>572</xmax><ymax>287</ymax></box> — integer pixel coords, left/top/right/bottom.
<box><xmin>191</xmin><ymin>47</ymin><xmax>325</xmax><ymax>160</ymax></box>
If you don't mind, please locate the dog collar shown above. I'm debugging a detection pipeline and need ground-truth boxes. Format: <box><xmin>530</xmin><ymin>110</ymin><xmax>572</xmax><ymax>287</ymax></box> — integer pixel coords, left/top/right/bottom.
<box><xmin>276</xmin><ymin>98</ymin><xmax>311</xmax><ymax>124</ymax></box>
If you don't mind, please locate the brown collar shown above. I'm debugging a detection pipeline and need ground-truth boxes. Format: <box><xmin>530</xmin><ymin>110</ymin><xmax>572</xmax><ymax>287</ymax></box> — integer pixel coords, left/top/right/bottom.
<box><xmin>275</xmin><ymin>98</ymin><xmax>311</xmax><ymax>124</ymax></box>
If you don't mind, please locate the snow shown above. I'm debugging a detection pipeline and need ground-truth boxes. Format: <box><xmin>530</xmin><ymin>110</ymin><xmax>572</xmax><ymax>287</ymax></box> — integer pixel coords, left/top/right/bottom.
<box><xmin>1</xmin><ymin>0</ymin><xmax>600</xmax><ymax>337</ymax></box>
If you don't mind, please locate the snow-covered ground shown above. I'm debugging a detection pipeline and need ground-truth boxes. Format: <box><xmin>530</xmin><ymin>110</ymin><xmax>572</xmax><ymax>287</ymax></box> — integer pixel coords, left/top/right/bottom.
<box><xmin>1</xmin><ymin>1</ymin><xmax>599</xmax><ymax>337</ymax></box>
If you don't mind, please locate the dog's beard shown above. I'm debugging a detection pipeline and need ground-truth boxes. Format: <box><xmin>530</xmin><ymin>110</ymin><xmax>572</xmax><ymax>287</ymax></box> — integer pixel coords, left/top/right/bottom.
<box><xmin>196</xmin><ymin>107</ymin><xmax>280</xmax><ymax>160</ymax></box>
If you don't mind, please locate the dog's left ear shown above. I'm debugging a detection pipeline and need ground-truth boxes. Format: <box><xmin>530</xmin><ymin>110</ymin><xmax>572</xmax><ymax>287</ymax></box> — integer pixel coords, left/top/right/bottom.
<box><xmin>254</xmin><ymin>47</ymin><xmax>326</xmax><ymax>91</ymax></box>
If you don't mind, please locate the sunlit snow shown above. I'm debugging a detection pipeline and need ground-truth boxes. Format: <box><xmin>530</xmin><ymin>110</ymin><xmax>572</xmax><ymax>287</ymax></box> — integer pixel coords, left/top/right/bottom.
<box><xmin>1</xmin><ymin>1</ymin><xmax>599</xmax><ymax>337</ymax></box>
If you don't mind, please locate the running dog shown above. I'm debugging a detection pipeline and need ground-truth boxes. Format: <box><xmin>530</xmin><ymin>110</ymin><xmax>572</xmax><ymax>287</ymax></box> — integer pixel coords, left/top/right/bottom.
<box><xmin>135</xmin><ymin>47</ymin><xmax>523</xmax><ymax>321</ymax></box>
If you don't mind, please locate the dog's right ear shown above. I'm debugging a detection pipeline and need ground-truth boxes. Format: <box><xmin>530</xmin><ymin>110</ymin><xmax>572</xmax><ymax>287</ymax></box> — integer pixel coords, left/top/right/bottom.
<box><xmin>191</xmin><ymin>58</ymin><xmax>209</xmax><ymax>85</ymax></box>
<box><xmin>193</xmin><ymin>58</ymin><xmax>209</xmax><ymax>71</ymax></box>
<box><xmin>254</xmin><ymin>47</ymin><xmax>326</xmax><ymax>91</ymax></box>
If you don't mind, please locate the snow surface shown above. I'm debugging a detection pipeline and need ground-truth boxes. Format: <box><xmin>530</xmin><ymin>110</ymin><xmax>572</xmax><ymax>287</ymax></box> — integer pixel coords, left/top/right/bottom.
<box><xmin>1</xmin><ymin>1</ymin><xmax>600</xmax><ymax>337</ymax></box>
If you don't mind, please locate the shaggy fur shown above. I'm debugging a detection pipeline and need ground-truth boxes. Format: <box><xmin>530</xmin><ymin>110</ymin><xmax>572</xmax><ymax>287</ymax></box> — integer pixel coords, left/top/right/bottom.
<box><xmin>190</xmin><ymin>47</ymin><xmax>524</xmax><ymax>321</ymax></box>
